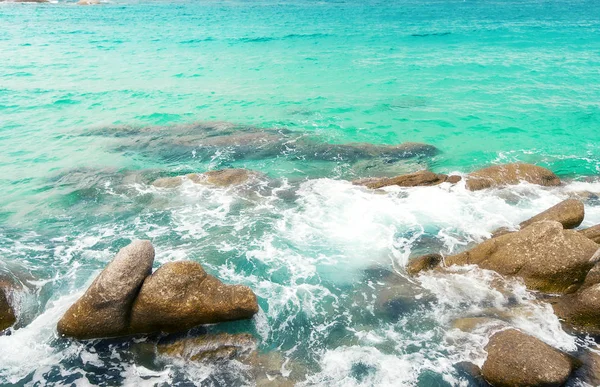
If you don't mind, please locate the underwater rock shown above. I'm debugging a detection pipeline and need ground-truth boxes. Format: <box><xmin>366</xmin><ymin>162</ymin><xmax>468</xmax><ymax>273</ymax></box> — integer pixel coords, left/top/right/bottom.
<box><xmin>451</xmin><ymin>317</ymin><xmax>504</xmax><ymax>333</ymax></box>
<box><xmin>157</xmin><ymin>333</ymin><xmax>257</xmax><ymax>362</ymax></box>
<box><xmin>445</xmin><ymin>221</ymin><xmax>600</xmax><ymax>294</ymax></box>
<box><xmin>481</xmin><ymin>329</ymin><xmax>576</xmax><ymax>387</ymax></box>
<box><xmin>0</xmin><ymin>285</ymin><xmax>16</xmax><ymax>332</ymax></box>
<box><xmin>353</xmin><ymin>170</ymin><xmax>456</xmax><ymax>189</ymax></box>
<box><xmin>152</xmin><ymin>168</ymin><xmax>262</xmax><ymax>188</ymax></box>
<box><xmin>406</xmin><ymin>253</ymin><xmax>443</xmax><ymax>276</ymax></box>
<box><xmin>520</xmin><ymin>199</ymin><xmax>584</xmax><ymax>230</ymax></box>
<box><xmin>57</xmin><ymin>240</ymin><xmax>155</xmax><ymax>339</ymax></box>
<box><xmin>581</xmin><ymin>224</ymin><xmax>600</xmax><ymax>244</ymax></box>
<box><xmin>465</xmin><ymin>163</ymin><xmax>561</xmax><ymax>191</ymax></box>
<box><xmin>454</xmin><ymin>362</ymin><xmax>490</xmax><ymax>387</ymax></box>
<box><xmin>552</xmin><ymin>282</ymin><xmax>600</xmax><ymax>335</ymax></box>
<box><xmin>129</xmin><ymin>261</ymin><xmax>258</xmax><ymax>334</ymax></box>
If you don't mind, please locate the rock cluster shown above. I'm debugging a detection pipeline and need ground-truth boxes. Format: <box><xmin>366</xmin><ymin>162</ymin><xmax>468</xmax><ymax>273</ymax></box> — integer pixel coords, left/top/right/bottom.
<box><xmin>57</xmin><ymin>240</ymin><xmax>258</xmax><ymax>340</ymax></box>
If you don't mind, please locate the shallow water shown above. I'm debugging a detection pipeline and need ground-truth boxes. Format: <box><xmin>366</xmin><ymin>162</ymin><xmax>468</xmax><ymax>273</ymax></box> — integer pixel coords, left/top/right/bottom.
<box><xmin>1</xmin><ymin>0</ymin><xmax>600</xmax><ymax>385</ymax></box>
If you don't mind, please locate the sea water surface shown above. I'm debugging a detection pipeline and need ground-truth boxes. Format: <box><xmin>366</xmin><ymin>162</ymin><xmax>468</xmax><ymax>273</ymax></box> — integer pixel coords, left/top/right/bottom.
<box><xmin>1</xmin><ymin>0</ymin><xmax>600</xmax><ymax>385</ymax></box>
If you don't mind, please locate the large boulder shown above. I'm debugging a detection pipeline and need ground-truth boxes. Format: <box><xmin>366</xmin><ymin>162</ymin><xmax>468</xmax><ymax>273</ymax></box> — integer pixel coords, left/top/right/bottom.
<box><xmin>445</xmin><ymin>221</ymin><xmax>600</xmax><ymax>293</ymax></box>
<box><xmin>482</xmin><ymin>329</ymin><xmax>576</xmax><ymax>386</ymax></box>
<box><xmin>465</xmin><ymin>163</ymin><xmax>561</xmax><ymax>191</ymax></box>
<box><xmin>57</xmin><ymin>240</ymin><xmax>155</xmax><ymax>339</ymax></box>
<box><xmin>520</xmin><ymin>199</ymin><xmax>584</xmax><ymax>230</ymax></box>
<box><xmin>129</xmin><ymin>261</ymin><xmax>258</xmax><ymax>334</ymax></box>
<box><xmin>553</xmin><ymin>283</ymin><xmax>600</xmax><ymax>335</ymax></box>
<box><xmin>353</xmin><ymin>171</ymin><xmax>460</xmax><ymax>189</ymax></box>
<box><xmin>0</xmin><ymin>286</ymin><xmax>15</xmax><ymax>332</ymax></box>
<box><xmin>157</xmin><ymin>333</ymin><xmax>257</xmax><ymax>362</ymax></box>
<box><xmin>152</xmin><ymin>168</ymin><xmax>261</xmax><ymax>188</ymax></box>
<box><xmin>581</xmin><ymin>224</ymin><xmax>600</xmax><ymax>244</ymax></box>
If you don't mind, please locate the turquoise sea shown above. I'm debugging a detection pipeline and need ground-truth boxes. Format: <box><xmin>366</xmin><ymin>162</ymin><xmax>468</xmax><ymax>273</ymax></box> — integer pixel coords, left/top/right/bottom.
<box><xmin>1</xmin><ymin>0</ymin><xmax>600</xmax><ymax>385</ymax></box>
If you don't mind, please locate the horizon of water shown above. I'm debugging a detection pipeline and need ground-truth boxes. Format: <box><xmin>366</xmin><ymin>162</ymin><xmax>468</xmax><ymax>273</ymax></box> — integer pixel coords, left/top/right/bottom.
<box><xmin>1</xmin><ymin>0</ymin><xmax>600</xmax><ymax>385</ymax></box>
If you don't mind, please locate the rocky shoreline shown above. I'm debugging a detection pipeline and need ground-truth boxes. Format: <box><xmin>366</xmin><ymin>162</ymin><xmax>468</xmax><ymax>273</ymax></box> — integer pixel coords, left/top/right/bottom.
<box><xmin>2</xmin><ymin>161</ymin><xmax>600</xmax><ymax>385</ymax></box>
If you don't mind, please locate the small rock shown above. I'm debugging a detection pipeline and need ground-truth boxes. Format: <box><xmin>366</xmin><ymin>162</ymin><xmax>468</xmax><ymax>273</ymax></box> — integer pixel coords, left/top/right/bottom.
<box><xmin>520</xmin><ymin>199</ymin><xmax>584</xmax><ymax>230</ymax></box>
<box><xmin>157</xmin><ymin>333</ymin><xmax>257</xmax><ymax>362</ymax></box>
<box><xmin>581</xmin><ymin>224</ymin><xmax>600</xmax><ymax>244</ymax></box>
<box><xmin>57</xmin><ymin>240</ymin><xmax>155</xmax><ymax>339</ymax></box>
<box><xmin>481</xmin><ymin>329</ymin><xmax>576</xmax><ymax>387</ymax></box>
<box><xmin>353</xmin><ymin>171</ymin><xmax>449</xmax><ymax>189</ymax></box>
<box><xmin>406</xmin><ymin>253</ymin><xmax>442</xmax><ymax>276</ymax></box>
<box><xmin>445</xmin><ymin>221</ymin><xmax>600</xmax><ymax>294</ymax></box>
<box><xmin>129</xmin><ymin>261</ymin><xmax>258</xmax><ymax>334</ymax></box>
<box><xmin>553</xmin><ymin>282</ymin><xmax>600</xmax><ymax>335</ymax></box>
<box><xmin>0</xmin><ymin>286</ymin><xmax>16</xmax><ymax>332</ymax></box>
<box><xmin>446</xmin><ymin>175</ymin><xmax>462</xmax><ymax>184</ymax></box>
<box><xmin>465</xmin><ymin>163</ymin><xmax>561</xmax><ymax>191</ymax></box>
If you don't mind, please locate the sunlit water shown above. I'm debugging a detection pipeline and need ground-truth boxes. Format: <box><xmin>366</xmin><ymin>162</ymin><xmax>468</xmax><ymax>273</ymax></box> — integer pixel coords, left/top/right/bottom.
<box><xmin>1</xmin><ymin>0</ymin><xmax>600</xmax><ymax>385</ymax></box>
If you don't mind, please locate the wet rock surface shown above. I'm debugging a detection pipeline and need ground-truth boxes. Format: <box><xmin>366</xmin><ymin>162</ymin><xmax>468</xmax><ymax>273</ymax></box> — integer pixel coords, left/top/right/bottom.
<box><xmin>481</xmin><ymin>329</ymin><xmax>576</xmax><ymax>387</ymax></box>
<box><xmin>519</xmin><ymin>198</ymin><xmax>584</xmax><ymax>230</ymax></box>
<box><xmin>553</xmin><ymin>282</ymin><xmax>600</xmax><ymax>335</ymax></box>
<box><xmin>406</xmin><ymin>253</ymin><xmax>443</xmax><ymax>276</ymax></box>
<box><xmin>353</xmin><ymin>170</ymin><xmax>459</xmax><ymax>189</ymax></box>
<box><xmin>0</xmin><ymin>286</ymin><xmax>16</xmax><ymax>332</ymax></box>
<box><xmin>152</xmin><ymin>168</ymin><xmax>262</xmax><ymax>188</ymax></box>
<box><xmin>465</xmin><ymin>163</ymin><xmax>561</xmax><ymax>191</ymax></box>
<box><xmin>157</xmin><ymin>333</ymin><xmax>257</xmax><ymax>362</ymax></box>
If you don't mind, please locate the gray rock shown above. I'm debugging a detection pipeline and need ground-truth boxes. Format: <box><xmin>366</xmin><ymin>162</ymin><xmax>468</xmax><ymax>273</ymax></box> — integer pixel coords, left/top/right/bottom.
<box><xmin>57</xmin><ymin>240</ymin><xmax>155</xmax><ymax>339</ymax></box>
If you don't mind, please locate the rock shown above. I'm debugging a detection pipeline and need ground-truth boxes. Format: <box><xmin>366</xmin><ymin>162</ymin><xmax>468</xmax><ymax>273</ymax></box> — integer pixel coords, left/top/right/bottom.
<box><xmin>57</xmin><ymin>240</ymin><xmax>155</xmax><ymax>339</ymax></box>
<box><xmin>152</xmin><ymin>168</ymin><xmax>261</xmax><ymax>188</ymax></box>
<box><xmin>0</xmin><ymin>286</ymin><xmax>16</xmax><ymax>332</ymax></box>
<box><xmin>129</xmin><ymin>261</ymin><xmax>258</xmax><ymax>334</ymax></box>
<box><xmin>451</xmin><ymin>317</ymin><xmax>503</xmax><ymax>332</ymax></box>
<box><xmin>445</xmin><ymin>221</ymin><xmax>600</xmax><ymax>294</ymax></box>
<box><xmin>77</xmin><ymin>0</ymin><xmax>100</xmax><ymax>4</ymax></box>
<box><xmin>581</xmin><ymin>262</ymin><xmax>600</xmax><ymax>289</ymax></box>
<box><xmin>446</xmin><ymin>175</ymin><xmax>462</xmax><ymax>184</ymax></box>
<box><xmin>157</xmin><ymin>333</ymin><xmax>257</xmax><ymax>362</ymax></box>
<box><xmin>577</xmin><ymin>348</ymin><xmax>600</xmax><ymax>386</ymax></box>
<box><xmin>406</xmin><ymin>253</ymin><xmax>443</xmax><ymax>276</ymax></box>
<box><xmin>553</xmin><ymin>283</ymin><xmax>600</xmax><ymax>335</ymax></box>
<box><xmin>353</xmin><ymin>171</ymin><xmax>449</xmax><ymax>189</ymax></box>
<box><xmin>465</xmin><ymin>163</ymin><xmax>561</xmax><ymax>191</ymax></box>
<box><xmin>454</xmin><ymin>362</ymin><xmax>490</xmax><ymax>387</ymax></box>
<box><xmin>481</xmin><ymin>329</ymin><xmax>576</xmax><ymax>387</ymax></box>
<box><xmin>520</xmin><ymin>199</ymin><xmax>584</xmax><ymax>230</ymax></box>
<box><xmin>581</xmin><ymin>224</ymin><xmax>600</xmax><ymax>244</ymax></box>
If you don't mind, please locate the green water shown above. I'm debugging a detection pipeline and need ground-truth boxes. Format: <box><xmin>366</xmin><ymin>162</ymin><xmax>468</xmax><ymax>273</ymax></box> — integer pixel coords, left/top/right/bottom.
<box><xmin>1</xmin><ymin>0</ymin><xmax>600</xmax><ymax>385</ymax></box>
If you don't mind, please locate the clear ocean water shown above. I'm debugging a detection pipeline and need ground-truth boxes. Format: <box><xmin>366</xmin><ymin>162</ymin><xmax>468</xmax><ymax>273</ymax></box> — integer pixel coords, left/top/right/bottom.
<box><xmin>1</xmin><ymin>0</ymin><xmax>600</xmax><ymax>385</ymax></box>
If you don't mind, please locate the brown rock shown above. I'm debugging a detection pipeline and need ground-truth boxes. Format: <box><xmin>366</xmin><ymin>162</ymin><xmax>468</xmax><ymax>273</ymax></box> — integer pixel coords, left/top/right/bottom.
<box><xmin>0</xmin><ymin>287</ymin><xmax>16</xmax><ymax>332</ymax></box>
<box><xmin>482</xmin><ymin>329</ymin><xmax>575</xmax><ymax>387</ymax></box>
<box><xmin>581</xmin><ymin>224</ymin><xmax>600</xmax><ymax>244</ymax></box>
<box><xmin>520</xmin><ymin>199</ymin><xmax>584</xmax><ymax>230</ymax></box>
<box><xmin>446</xmin><ymin>175</ymin><xmax>462</xmax><ymax>184</ymax></box>
<box><xmin>353</xmin><ymin>171</ymin><xmax>449</xmax><ymax>189</ymax></box>
<box><xmin>152</xmin><ymin>168</ymin><xmax>260</xmax><ymax>188</ymax></box>
<box><xmin>57</xmin><ymin>240</ymin><xmax>155</xmax><ymax>339</ymax></box>
<box><xmin>406</xmin><ymin>253</ymin><xmax>442</xmax><ymax>276</ymax></box>
<box><xmin>129</xmin><ymin>261</ymin><xmax>258</xmax><ymax>334</ymax></box>
<box><xmin>553</xmin><ymin>282</ymin><xmax>600</xmax><ymax>335</ymax></box>
<box><xmin>578</xmin><ymin>348</ymin><xmax>600</xmax><ymax>386</ymax></box>
<box><xmin>445</xmin><ymin>221</ymin><xmax>600</xmax><ymax>294</ymax></box>
<box><xmin>465</xmin><ymin>163</ymin><xmax>561</xmax><ymax>191</ymax></box>
<box><xmin>157</xmin><ymin>333</ymin><xmax>257</xmax><ymax>362</ymax></box>
<box><xmin>451</xmin><ymin>317</ymin><xmax>503</xmax><ymax>332</ymax></box>
<box><xmin>581</xmin><ymin>262</ymin><xmax>600</xmax><ymax>289</ymax></box>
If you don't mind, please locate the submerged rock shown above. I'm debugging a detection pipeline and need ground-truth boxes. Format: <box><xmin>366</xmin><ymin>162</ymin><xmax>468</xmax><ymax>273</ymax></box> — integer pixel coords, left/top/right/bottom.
<box><xmin>152</xmin><ymin>168</ymin><xmax>262</xmax><ymax>188</ymax></box>
<box><xmin>553</xmin><ymin>282</ymin><xmax>600</xmax><ymax>335</ymax></box>
<box><xmin>406</xmin><ymin>253</ymin><xmax>443</xmax><ymax>276</ymax></box>
<box><xmin>451</xmin><ymin>317</ymin><xmax>504</xmax><ymax>333</ymax></box>
<box><xmin>481</xmin><ymin>329</ymin><xmax>576</xmax><ymax>387</ymax></box>
<box><xmin>445</xmin><ymin>221</ymin><xmax>600</xmax><ymax>294</ymax></box>
<box><xmin>581</xmin><ymin>224</ymin><xmax>600</xmax><ymax>244</ymax></box>
<box><xmin>0</xmin><ymin>286</ymin><xmax>16</xmax><ymax>332</ymax></box>
<box><xmin>465</xmin><ymin>163</ymin><xmax>561</xmax><ymax>191</ymax></box>
<box><xmin>129</xmin><ymin>261</ymin><xmax>258</xmax><ymax>334</ymax></box>
<box><xmin>521</xmin><ymin>198</ymin><xmax>584</xmax><ymax>230</ymax></box>
<box><xmin>353</xmin><ymin>171</ymin><xmax>459</xmax><ymax>189</ymax></box>
<box><xmin>57</xmin><ymin>240</ymin><xmax>155</xmax><ymax>339</ymax></box>
<box><xmin>157</xmin><ymin>333</ymin><xmax>257</xmax><ymax>362</ymax></box>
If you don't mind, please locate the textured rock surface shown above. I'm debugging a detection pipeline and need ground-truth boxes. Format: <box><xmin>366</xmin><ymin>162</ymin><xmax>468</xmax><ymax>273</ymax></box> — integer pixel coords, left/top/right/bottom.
<box><xmin>0</xmin><ymin>286</ymin><xmax>15</xmax><ymax>332</ymax></box>
<box><xmin>553</xmin><ymin>283</ymin><xmax>600</xmax><ymax>335</ymax></box>
<box><xmin>482</xmin><ymin>329</ymin><xmax>575</xmax><ymax>387</ymax></box>
<box><xmin>157</xmin><ymin>333</ymin><xmax>257</xmax><ymax>362</ymax></box>
<box><xmin>581</xmin><ymin>224</ymin><xmax>600</xmax><ymax>243</ymax></box>
<box><xmin>520</xmin><ymin>199</ymin><xmax>584</xmax><ymax>230</ymax></box>
<box><xmin>406</xmin><ymin>253</ymin><xmax>443</xmax><ymax>276</ymax></box>
<box><xmin>353</xmin><ymin>171</ymin><xmax>455</xmax><ymax>189</ymax></box>
<box><xmin>57</xmin><ymin>240</ymin><xmax>155</xmax><ymax>339</ymax></box>
<box><xmin>129</xmin><ymin>261</ymin><xmax>258</xmax><ymax>334</ymax></box>
<box><xmin>445</xmin><ymin>221</ymin><xmax>600</xmax><ymax>293</ymax></box>
<box><xmin>465</xmin><ymin>163</ymin><xmax>561</xmax><ymax>191</ymax></box>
